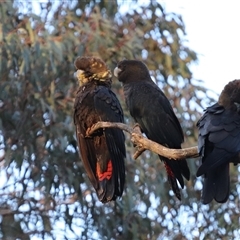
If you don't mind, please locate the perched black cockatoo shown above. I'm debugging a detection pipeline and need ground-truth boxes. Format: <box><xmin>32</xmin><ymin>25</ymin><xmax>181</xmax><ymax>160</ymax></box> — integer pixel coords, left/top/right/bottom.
<box><xmin>196</xmin><ymin>79</ymin><xmax>240</xmax><ymax>204</ymax></box>
<box><xmin>74</xmin><ymin>56</ymin><xmax>126</xmax><ymax>203</ymax></box>
<box><xmin>114</xmin><ymin>60</ymin><xmax>190</xmax><ymax>200</ymax></box>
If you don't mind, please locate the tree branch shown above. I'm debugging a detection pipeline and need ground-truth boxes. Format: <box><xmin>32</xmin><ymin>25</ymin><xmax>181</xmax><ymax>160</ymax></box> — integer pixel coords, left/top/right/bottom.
<box><xmin>87</xmin><ymin>121</ymin><xmax>199</xmax><ymax>160</ymax></box>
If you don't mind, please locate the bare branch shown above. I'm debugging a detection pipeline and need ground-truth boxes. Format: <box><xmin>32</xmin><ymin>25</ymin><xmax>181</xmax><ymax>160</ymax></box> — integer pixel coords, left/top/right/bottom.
<box><xmin>87</xmin><ymin>121</ymin><xmax>199</xmax><ymax>160</ymax></box>
<box><xmin>87</xmin><ymin>121</ymin><xmax>133</xmax><ymax>135</ymax></box>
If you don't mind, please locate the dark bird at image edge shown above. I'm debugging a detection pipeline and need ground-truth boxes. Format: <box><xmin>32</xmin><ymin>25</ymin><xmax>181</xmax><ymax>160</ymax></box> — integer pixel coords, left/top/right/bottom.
<box><xmin>197</xmin><ymin>79</ymin><xmax>240</xmax><ymax>204</ymax></box>
<box><xmin>114</xmin><ymin>59</ymin><xmax>190</xmax><ymax>200</ymax></box>
<box><xmin>74</xmin><ymin>56</ymin><xmax>126</xmax><ymax>203</ymax></box>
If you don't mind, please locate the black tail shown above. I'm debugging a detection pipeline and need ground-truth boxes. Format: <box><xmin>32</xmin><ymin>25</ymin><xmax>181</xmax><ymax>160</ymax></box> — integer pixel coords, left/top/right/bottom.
<box><xmin>162</xmin><ymin>156</ymin><xmax>190</xmax><ymax>200</ymax></box>
<box><xmin>97</xmin><ymin>179</ymin><xmax>115</xmax><ymax>203</ymax></box>
<box><xmin>96</xmin><ymin>129</ymin><xmax>125</xmax><ymax>203</ymax></box>
<box><xmin>201</xmin><ymin>163</ymin><xmax>229</xmax><ymax>204</ymax></box>
<box><xmin>96</xmin><ymin>156</ymin><xmax>125</xmax><ymax>203</ymax></box>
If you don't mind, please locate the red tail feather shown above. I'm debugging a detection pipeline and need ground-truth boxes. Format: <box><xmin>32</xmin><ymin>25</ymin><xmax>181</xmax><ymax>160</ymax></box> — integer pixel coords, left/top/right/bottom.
<box><xmin>164</xmin><ymin>161</ymin><xmax>181</xmax><ymax>200</ymax></box>
<box><xmin>96</xmin><ymin>160</ymin><xmax>113</xmax><ymax>181</ymax></box>
<box><xmin>164</xmin><ymin>162</ymin><xmax>175</xmax><ymax>178</ymax></box>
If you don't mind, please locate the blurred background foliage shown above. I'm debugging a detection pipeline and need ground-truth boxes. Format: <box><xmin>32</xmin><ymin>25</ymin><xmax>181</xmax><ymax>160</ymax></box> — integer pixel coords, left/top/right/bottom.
<box><xmin>0</xmin><ymin>0</ymin><xmax>240</xmax><ymax>239</ymax></box>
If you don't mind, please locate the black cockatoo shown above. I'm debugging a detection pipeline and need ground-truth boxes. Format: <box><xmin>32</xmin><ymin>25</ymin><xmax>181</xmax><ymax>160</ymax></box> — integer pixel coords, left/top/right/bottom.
<box><xmin>114</xmin><ymin>60</ymin><xmax>190</xmax><ymax>200</ymax></box>
<box><xmin>74</xmin><ymin>56</ymin><xmax>126</xmax><ymax>203</ymax></box>
<box><xmin>197</xmin><ymin>79</ymin><xmax>240</xmax><ymax>204</ymax></box>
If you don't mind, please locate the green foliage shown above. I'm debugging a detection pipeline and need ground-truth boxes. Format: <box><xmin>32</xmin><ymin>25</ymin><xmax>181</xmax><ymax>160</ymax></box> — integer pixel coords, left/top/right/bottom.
<box><xmin>0</xmin><ymin>1</ymin><xmax>239</xmax><ymax>239</ymax></box>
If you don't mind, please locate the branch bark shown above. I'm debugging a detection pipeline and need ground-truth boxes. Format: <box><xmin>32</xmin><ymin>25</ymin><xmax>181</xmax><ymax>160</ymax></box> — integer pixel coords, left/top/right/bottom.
<box><xmin>87</xmin><ymin>121</ymin><xmax>199</xmax><ymax>160</ymax></box>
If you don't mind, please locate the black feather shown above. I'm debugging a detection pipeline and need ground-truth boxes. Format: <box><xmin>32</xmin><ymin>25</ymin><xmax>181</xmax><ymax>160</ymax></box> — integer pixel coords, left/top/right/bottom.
<box><xmin>197</xmin><ymin>80</ymin><xmax>240</xmax><ymax>204</ymax></box>
<box><xmin>115</xmin><ymin>59</ymin><xmax>190</xmax><ymax>200</ymax></box>
<box><xmin>74</xmin><ymin>57</ymin><xmax>126</xmax><ymax>203</ymax></box>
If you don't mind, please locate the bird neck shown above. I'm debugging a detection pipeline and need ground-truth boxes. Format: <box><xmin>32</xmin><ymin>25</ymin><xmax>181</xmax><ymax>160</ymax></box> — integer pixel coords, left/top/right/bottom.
<box><xmin>93</xmin><ymin>78</ymin><xmax>112</xmax><ymax>88</ymax></box>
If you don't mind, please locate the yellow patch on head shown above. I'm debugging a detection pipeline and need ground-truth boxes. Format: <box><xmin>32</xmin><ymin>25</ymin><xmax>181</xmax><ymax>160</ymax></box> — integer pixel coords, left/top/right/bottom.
<box><xmin>94</xmin><ymin>70</ymin><xmax>112</xmax><ymax>81</ymax></box>
<box><xmin>76</xmin><ymin>70</ymin><xmax>88</xmax><ymax>85</ymax></box>
<box><xmin>74</xmin><ymin>56</ymin><xmax>112</xmax><ymax>84</ymax></box>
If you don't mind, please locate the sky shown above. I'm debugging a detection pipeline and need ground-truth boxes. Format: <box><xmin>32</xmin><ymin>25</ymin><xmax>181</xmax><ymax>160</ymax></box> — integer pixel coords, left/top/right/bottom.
<box><xmin>162</xmin><ymin>0</ymin><xmax>240</xmax><ymax>97</ymax></box>
<box><xmin>30</xmin><ymin>0</ymin><xmax>240</xmax><ymax>97</ymax></box>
